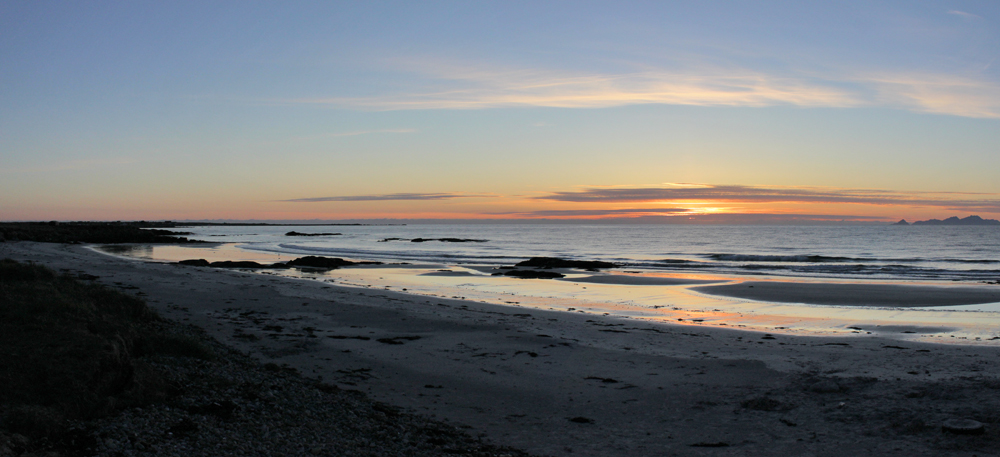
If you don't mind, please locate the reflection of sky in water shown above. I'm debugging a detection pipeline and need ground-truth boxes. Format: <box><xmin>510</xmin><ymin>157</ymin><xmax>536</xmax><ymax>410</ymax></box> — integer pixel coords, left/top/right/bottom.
<box><xmin>98</xmin><ymin>244</ymin><xmax>154</xmax><ymax>258</ymax></box>
<box><xmin>91</xmin><ymin>244</ymin><xmax>1000</xmax><ymax>345</ymax></box>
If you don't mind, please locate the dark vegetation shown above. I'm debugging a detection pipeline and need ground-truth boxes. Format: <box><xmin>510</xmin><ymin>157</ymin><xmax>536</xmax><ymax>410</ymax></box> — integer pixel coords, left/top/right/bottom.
<box><xmin>0</xmin><ymin>222</ymin><xmax>199</xmax><ymax>244</ymax></box>
<box><xmin>0</xmin><ymin>259</ymin><xmax>214</xmax><ymax>449</ymax></box>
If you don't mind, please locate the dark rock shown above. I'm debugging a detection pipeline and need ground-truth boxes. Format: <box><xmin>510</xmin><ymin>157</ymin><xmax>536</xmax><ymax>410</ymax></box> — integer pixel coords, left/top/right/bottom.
<box><xmin>178</xmin><ymin>259</ymin><xmax>211</xmax><ymax>267</ymax></box>
<box><xmin>209</xmin><ymin>261</ymin><xmax>267</xmax><ymax>268</ymax></box>
<box><xmin>376</xmin><ymin>336</ymin><xmax>422</xmax><ymax>345</ymax></box>
<box><xmin>892</xmin><ymin>219</ymin><xmax>910</xmax><ymax>226</ymax></box>
<box><xmin>410</xmin><ymin>238</ymin><xmax>487</xmax><ymax>243</ymax></box>
<box><xmin>941</xmin><ymin>418</ymin><xmax>985</xmax><ymax>435</ymax></box>
<box><xmin>690</xmin><ymin>442</ymin><xmax>729</xmax><ymax>447</ymax></box>
<box><xmin>285</xmin><ymin>231</ymin><xmax>341</xmax><ymax>236</ymax></box>
<box><xmin>503</xmin><ymin>270</ymin><xmax>566</xmax><ymax>279</ymax></box>
<box><xmin>568</xmin><ymin>417</ymin><xmax>594</xmax><ymax>424</ymax></box>
<box><xmin>514</xmin><ymin>257</ymin><xmax>617</xmax><ymax>270</ymax></box>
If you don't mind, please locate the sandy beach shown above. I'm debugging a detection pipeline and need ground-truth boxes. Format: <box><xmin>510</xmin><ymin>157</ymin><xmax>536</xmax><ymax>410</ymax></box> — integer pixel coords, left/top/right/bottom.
<box><xmin>5</xmin><ymin>241</ymin><xmax>1000</xmax><ymax>456</ymax></box>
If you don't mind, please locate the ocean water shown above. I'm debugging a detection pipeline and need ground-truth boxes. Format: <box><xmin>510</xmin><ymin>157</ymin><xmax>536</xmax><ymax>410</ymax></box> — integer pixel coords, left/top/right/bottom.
<box><xmin>168</xmin><ymin>224</ymin><xmax>1000</xmax><ymax>283</ymax></box>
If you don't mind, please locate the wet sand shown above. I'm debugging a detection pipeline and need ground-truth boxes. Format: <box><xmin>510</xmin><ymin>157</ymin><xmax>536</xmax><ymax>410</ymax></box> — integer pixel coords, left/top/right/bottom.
<box><xmin>5</xmin><ymin>241</ymin><xmax>1000</xmax><ymax>456</ymax></box>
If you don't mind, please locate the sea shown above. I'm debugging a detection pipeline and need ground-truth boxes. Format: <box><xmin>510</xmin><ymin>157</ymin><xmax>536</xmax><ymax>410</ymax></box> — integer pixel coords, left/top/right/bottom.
<box><xmin>166</xmin><ymin>224</ymin><xmax>1000</xmax><ymax>282</ymax></box>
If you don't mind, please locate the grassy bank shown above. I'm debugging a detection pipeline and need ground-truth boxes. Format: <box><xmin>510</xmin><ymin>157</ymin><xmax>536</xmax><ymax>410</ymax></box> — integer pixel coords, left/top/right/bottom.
<box><xmin>0</xmin><ymin>259</ymin><xmax>212</xmax><ymax>450</ymax></box>
<box><xmin>0</xmin><ymin>222</ymin><xmax>198</xmax><ymax>244</ymax></box>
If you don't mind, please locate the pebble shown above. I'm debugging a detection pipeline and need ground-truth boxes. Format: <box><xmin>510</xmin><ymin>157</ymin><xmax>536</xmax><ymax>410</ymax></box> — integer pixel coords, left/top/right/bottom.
<box><xmin>941</xmin><ymin>418</ymin><xmax>985</xmax><ymax>435</ymax></box>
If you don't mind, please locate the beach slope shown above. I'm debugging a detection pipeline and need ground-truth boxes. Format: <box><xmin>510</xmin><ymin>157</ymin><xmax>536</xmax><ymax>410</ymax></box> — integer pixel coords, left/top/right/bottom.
<box><xmin>4</xmin><ymin>241</ymin><xmax>1000</xmax><ymax>456</ymax></box>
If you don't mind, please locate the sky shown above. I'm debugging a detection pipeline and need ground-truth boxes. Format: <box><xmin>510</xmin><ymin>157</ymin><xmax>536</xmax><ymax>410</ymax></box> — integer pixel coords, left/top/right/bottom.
<box><xmin>2</xmin><ymin>1</ymin><xmax>1000</xmax><ymax>223</ymax></box>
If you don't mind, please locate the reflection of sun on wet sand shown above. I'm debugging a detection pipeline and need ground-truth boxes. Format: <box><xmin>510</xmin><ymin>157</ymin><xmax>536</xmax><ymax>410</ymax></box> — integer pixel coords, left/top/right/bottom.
<box><xmin>558</xmin><ymin>273</ymin><xmax>720</xmax><ymax>286</ymax></box>
<box><xmin>8</xmin><ymin>241</ymin><xmax>1000</xmax><ymax>456</ymax></box>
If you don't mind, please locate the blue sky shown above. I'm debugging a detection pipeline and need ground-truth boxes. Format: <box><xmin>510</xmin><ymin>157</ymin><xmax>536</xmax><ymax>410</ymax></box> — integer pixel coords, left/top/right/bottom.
<box><xmin>2</xmin><ymin>1</ymin><xmax>1000</xmax><ymax>221</ymax></box>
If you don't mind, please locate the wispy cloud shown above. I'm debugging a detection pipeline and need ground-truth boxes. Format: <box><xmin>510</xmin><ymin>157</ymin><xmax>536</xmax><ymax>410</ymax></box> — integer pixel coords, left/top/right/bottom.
<box><xmin>279</xmin><ymin>192</ymin><xmax>492</xmax><ymax>203</ymax></box>
<box><xmin>490</xmin><ymin>208</ymin><xmax>693</xmax><ymax>217</ymax></box>
<box><xmin>947</xmin><ymin>10</ymin><xmax>981</xmax><ymax>20</ymax></box>
<box><xmin>289</xmin><ymin>67</ymin><xmax>861</xmax><ymax>111</ymax></box>
<box><xmin>283</xmin><ymin>58</ymin><xmax>1000</xmax><ymax>118</ymax></box>
<box><xmin>862</xmin><ymin>72</ymin><xmax>1000</xmax><ymax>118</ymax></box>
<box><xmin>535</xmin><ymin>184</ymin><xmax>1000</xmax><ymax>213</ymax></box>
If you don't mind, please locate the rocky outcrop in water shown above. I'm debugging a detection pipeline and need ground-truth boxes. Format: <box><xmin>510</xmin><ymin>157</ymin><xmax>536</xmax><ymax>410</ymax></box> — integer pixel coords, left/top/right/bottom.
<box><xmin>178</xmin><ymin>259</ymin><xmax>210</xmax><ymax>267</ymax></box>
<box><xmin>514</xmin><ymin>257</ymin><xmax>617</xmax><ymax>270</ymax></box>
<box><xmin>286</xmin><ymin>256</ymin><xmax>357</xmax><ymax>269</ymax></box>
<box><xmin>285</xmin><ymin>231</ymin><xmax>341</xmax><ymax>236</ymax></box>
<box><xmin>910</xmin><ymin>216</ymin><xmax>1000</xmax><ymax>226</ymax></box>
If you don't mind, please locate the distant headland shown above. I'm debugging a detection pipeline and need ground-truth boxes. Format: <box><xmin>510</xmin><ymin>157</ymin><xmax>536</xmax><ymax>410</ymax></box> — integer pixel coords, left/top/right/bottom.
<box><xmin>892</xmin><ymin>215</ymin><xmax>1000</xmax><ymax>226</ymax></box>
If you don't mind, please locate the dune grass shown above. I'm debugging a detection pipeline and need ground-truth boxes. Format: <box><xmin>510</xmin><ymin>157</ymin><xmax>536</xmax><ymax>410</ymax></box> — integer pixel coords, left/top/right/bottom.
<box><xmin>0</xmin><ymin>259</ymin><xmax>213</xmax><ymax>439</ymax></box>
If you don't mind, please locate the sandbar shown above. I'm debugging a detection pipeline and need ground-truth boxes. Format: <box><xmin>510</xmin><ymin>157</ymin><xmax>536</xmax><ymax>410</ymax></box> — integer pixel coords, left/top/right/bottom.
<box><xmin>694</xmin><ymin>281</ymin><xmax>1000</xmax><ymax>307</ymax></box>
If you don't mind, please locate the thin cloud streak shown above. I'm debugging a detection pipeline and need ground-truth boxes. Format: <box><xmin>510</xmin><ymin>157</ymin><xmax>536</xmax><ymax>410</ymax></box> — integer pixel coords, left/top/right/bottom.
<box><xmin>490</xmin><ymin>208</ymin><xmax>693</xmax><ymax>217</ymax></box>
<box><xmin>291</xmin><ymin>69</ymin><xmax>861</xmax><ymax>111</ymax></box>
<box><xmin>320</xmin><ymin>128</ymin><xmax>417</xmax><ymax>138</ymax></box>
<box><xmin>285</xmin><ymin>59</ymin><xmax>1000</xmax><ymax>118</ymax></box>
<box><xmin>535</xmin><ymin>184</ymin><xmax>1000</xmax><ymax>213</ymax></box>
<box><xmin>947</xmin><ymin>10</ymin><xmax>981</xmax><ymax>20</ymax></box>
<box><xmin>862</xmin><ymin>72</ymin><xmax>1000</xmax><ymax>118</ymax></box>
<box><xmin>279</xmin><ymin>192</ymin><xmax>492</xmax><ymax>203</ymax></box>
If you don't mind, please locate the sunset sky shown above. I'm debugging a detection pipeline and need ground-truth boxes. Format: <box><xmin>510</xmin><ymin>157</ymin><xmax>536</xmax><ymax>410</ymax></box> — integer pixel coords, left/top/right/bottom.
<box><xmin>3</xmin><ymin>1</ymin><xmax>1000</xmax><ymax>223</ymax></box>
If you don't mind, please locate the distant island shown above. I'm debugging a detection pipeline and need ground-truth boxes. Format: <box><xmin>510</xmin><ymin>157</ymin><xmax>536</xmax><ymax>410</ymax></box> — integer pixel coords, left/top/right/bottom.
<box><xmin>893</xmin><ymin>215</ymin><xmax>1000</xmax><ymax>226</ymax></box>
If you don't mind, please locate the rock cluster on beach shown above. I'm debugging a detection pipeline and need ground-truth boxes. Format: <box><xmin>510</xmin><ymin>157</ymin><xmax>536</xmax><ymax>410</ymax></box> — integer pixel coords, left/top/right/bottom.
<box><xmin>378</xmin><ymin>237</ymin><xmax>488</xmax><ymax>243</ymax></box>
<box><xmin>177</xmin><ymin>256</ymin><xmax>382</xmax><ymax>270</ymax></box>
<box><xmin>487</xmin><ymin>257</ymin><xmax>620</xmax><ymax>279</ymax></box>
